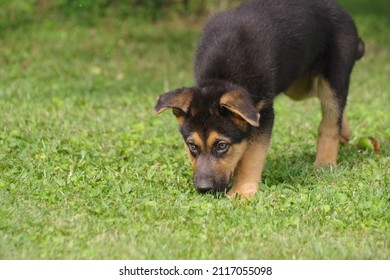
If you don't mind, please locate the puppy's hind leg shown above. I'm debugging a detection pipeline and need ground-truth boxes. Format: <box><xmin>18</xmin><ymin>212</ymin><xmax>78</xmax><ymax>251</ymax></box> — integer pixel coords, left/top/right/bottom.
<box><xmin>315</xmin><ymin>87</ymin><xmax>352</xmax><ymax>165</ymax></box>
<box><xmin>314</xmin><ymin>35</ymin><xmax>357</xmax><ymax>166</ymax></box>
<box><xmin>314</xmin><ymin>77</ymin><xmax>341</xmax><ymax>166</ymax></box>
<box><xmin>340</xmin><ymin>115</ymin><xmax>352</xmax><ymax>145</ymax></box>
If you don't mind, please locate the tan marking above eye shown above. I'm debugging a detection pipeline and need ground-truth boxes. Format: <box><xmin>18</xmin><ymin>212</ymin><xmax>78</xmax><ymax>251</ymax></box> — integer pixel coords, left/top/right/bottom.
<box><xmin>186</xmin><ymin>132</ymin><xmax>204</xmax><ymax>151</ymax></box>
<box><xmin>206</xmin><ymin>131</ymin><xmax>230</xmax><ymax>151</ymax></box>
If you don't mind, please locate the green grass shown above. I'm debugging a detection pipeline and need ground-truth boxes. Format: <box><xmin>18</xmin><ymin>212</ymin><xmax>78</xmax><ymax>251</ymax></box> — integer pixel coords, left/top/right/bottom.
<box><xmin>0</xmin><ymin>0</ymin><xmax>389</xmax><ymax>259</ymax></box>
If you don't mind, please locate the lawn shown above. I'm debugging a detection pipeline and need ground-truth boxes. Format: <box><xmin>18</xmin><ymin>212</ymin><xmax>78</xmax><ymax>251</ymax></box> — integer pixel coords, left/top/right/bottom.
<box><xmin>0</xmin><ymin>0</ymin><xmax>389</xmax><ymax>259</ymax></box>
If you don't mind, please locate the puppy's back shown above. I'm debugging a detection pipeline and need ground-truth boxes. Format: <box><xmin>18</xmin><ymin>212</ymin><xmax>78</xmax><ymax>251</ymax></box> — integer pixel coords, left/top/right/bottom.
<box><xmin>195</xmin><ymin>0</ymin><xmax>359</xmax><ymax>95</ymax></box>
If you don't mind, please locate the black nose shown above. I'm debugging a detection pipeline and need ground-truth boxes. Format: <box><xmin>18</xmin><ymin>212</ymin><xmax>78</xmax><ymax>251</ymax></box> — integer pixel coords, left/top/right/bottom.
<box><xmin>196</xmin><ymin>185</ymin><xmax>214</xmax><ymax>194</ymax></box>
<box><xmin>196</xmin><ymin>183</ymin><xmax>214</xmax><ymax>194</ymax></box>
<box><xmin>194</xmin><ymin>178</ymin><xmax>215</xmax><ymax>194</ymax></box>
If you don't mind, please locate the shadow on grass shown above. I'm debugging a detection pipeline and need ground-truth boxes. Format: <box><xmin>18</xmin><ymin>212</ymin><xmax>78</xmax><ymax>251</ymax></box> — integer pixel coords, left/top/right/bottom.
<box><xmin>261</xmin><ymin>143</ymin><xmax>388</xmax><ymax>187</ymax></box>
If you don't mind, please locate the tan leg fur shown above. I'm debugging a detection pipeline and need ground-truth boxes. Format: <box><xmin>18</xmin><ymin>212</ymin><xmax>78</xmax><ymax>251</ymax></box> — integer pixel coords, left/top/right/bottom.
<box><xmin>227</xmin><ymin>136</ymin><xmax>270</xmax><ymax>198</ymax></box>
<box><xmin>314</xmin><ymin>77</ymin><xmax>341</xmax><ymax>166</ymax></box>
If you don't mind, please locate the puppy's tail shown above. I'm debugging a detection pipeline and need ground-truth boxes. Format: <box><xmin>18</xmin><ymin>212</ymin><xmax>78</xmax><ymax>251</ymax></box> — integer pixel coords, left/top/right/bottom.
<box><xmin>355</xmin><ymin>38</ymin><xmax>365</xmax><ymax>60</ymax></box>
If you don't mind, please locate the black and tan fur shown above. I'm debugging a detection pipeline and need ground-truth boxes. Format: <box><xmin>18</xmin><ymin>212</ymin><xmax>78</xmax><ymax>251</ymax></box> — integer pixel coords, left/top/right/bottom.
<box><xmin>153</xmin><ymin>0</ymin><xmax>364</xmax><ymax>197</ymax></box>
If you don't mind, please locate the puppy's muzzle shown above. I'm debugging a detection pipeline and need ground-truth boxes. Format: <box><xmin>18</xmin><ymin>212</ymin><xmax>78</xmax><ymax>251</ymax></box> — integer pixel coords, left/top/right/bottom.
<box><xmin>193</xmin><ymin>174</ymin><xmax>230</xmax><ymax>194</ymax></box>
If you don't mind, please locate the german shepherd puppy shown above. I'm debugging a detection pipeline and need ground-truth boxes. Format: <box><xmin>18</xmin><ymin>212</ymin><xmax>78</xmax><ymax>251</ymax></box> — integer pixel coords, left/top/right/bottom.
<box><xmin>153</xmin><ymin>0</ymin><xmax>364</xmax><ymax>197</ymax></box>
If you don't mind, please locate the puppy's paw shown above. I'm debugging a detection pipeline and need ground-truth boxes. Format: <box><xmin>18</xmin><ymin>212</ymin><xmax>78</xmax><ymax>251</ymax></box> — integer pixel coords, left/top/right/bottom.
<box><xmin>226</xmin><ymin>183</ymin><xmax>259</xmax><ymax>199</ymax></box>
<box><xmin>339</xmin><ymin>134</ymin><xmax>351</xmax><ymax>145</ymax></box>
<box><xmin>314</xmin><ymin>149</ymin><xmax>337</xmax><ymax>167</ymax></box>
<box><xmin>340</xmin><ymin>117</ymin><xmax>352</xmax><ymax>145</ymax></box>
<box><xmin>313</xmin><ymin>159</ymin><xmax>337</xmax><ymax>168</ymax></box>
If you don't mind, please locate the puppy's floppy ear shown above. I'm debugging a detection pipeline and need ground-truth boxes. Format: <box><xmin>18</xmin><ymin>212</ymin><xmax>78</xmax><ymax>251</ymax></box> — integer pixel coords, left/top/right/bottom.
<box><xmin>153</xmin><ymin>87</ymin><xmax>193</xmax><ymax>117</ymax></box>
<box><xmin>220</xmin><ymin>90</ymin><xmax>260</xmax><ymax>127</ymax></box>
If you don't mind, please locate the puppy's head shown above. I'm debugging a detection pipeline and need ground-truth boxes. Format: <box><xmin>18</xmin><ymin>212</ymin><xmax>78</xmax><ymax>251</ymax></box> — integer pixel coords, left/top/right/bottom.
<box><xmin>153</xmin><ymin>85</ymin><xmax>260</xmax><ymax>194</ymax></box>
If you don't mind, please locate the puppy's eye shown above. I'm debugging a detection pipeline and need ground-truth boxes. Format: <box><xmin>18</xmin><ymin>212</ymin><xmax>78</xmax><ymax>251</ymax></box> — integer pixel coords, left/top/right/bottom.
<box><xmin>216</xmin><ymin>141</ymin><xmax>230</xmax><ymax>154</ymax></box>
<box><xmin>187</xmin><ymin>142</ymin><xmax>199</xmax><ymax>155</ymax></box>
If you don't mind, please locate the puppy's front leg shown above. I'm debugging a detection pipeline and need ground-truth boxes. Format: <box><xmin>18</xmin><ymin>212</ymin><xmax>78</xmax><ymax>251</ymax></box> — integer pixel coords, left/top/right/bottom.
<box><xmin>227</xmin><ymin>135</ymin><xmax>270</xmax><ymax>198</ymax></box>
